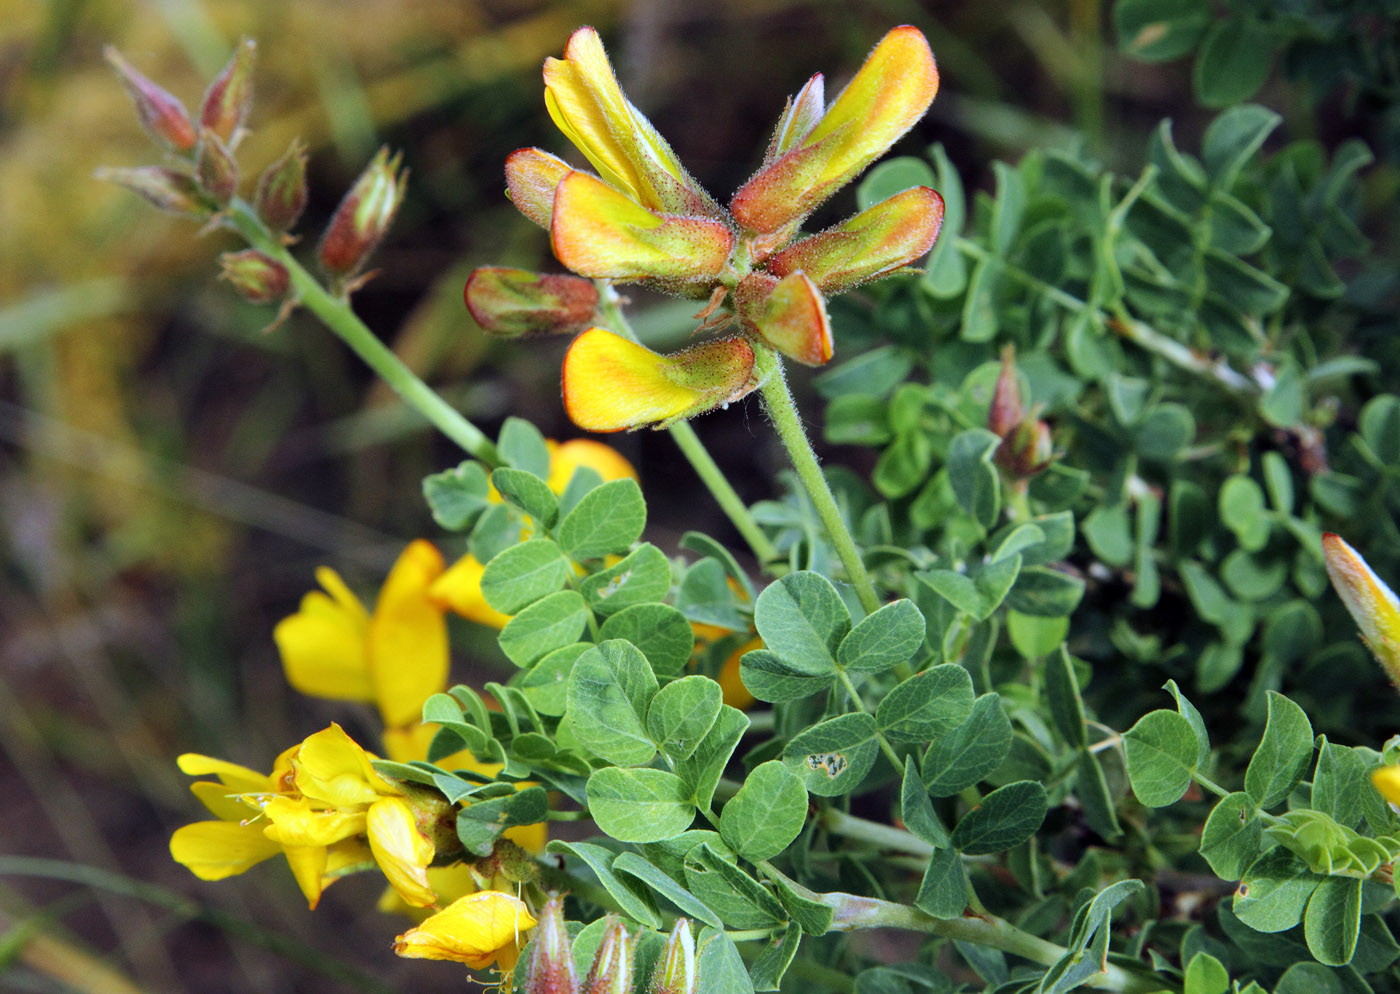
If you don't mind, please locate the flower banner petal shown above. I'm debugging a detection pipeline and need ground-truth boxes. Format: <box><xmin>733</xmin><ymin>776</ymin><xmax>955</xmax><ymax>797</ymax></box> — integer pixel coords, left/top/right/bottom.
<box><xmin>366</xmin><ymin>797</ymin><xmax>437</xmax><ymax>908</ymax></box>
<box><xmin>293</xmin><ymin>723</ymin><xmax>400</xmax><ymax>807</ymax></box>
<box><xmin>562</xmin><ymin>327</ymin><xmax>758</xmax><ymax>432</ymax></box>
<box><xmin>368</xmin><ymin>540</ymin><xmax>449</xmax><ymax>728</ymax></box>
<box><xmin>273</xmin><ymin>577</ymin><xmax>375</xmax><ymax>705</ymax></box>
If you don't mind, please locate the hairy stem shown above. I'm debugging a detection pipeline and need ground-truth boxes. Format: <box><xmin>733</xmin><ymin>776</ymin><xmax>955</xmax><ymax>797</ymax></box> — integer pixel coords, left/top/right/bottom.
<box><xmin>755</xmin><ymin>347</ymin><xmax>881</xmax><ymax>615</ymax></box>
<box><xmin>224</xmin><ymin>199</ymin><xmax>500</xmax><ymax>464</ymax></box>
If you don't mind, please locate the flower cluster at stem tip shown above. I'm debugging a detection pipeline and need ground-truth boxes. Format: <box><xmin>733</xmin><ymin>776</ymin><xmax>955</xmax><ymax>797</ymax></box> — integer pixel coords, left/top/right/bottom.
<box><xmin>467</xmin><ymin>25</ymin><xmax>943</xmax><ymax>432</ymax></box>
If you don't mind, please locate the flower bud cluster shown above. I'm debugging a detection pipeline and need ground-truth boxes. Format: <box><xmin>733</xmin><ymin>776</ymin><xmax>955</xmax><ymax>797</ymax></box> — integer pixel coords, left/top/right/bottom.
<box><xmin>989</xmin><ymin>345</ymin><xmax>1054</xmax><ymax>479</ymax></box>
<box><xmin>511</xmin><ymin>898</ymin><xmax>697</xmax><ymax>994</ymax></box>
<box><xmin>103</xmin><ymin>38</ymin><xmax>409</xmax><ymax>308</ymax></box>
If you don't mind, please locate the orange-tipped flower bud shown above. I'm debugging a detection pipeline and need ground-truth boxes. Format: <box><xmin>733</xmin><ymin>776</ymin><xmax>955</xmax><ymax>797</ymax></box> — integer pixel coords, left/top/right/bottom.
<box><xmin>104</xmin><ymin>47</ymin><xmax>198</xmax><ymax>153</ymax></box>
<box><xmin>734</xmin><ymin>271</ymin><xmax>832</xmax><ymax>366</ymax></box>
<box><xmin>765</xmin><ymin>187</ymin><xmax>943</xmax><ymax>296</ymax></box>
<box><xmin>506</xmin><ymin>148</ymin><xmax>573</xmax><ymax>229</ymax></box>
<box><xmin>562</xmin><ymin>328</ymin><xmax>759</xmax><ymax>432</ymax></box>
<box><xmin>97</xmin><ymin>165</ymin><xmax>211</xmax><ymax>218</ymax></box>
<box><xmin>731</xmin><ymin>26</ymin><xmax>938</xmax><ymax>234</ymax></box>
<box><xmin>550</xmin><ymin>171</ymin><xmax>734</xmax><ymax>288</ymax></box>
<box><xmin>318</xmin><ymin>147</ymin><xmax>407</xmax><ymax>280</ymax></box>
<box><xmin>200</xmin><ymin>38</ymin><xmax>257</xmax><ymax>147</ymax></box>
<box><xmin>581</xmin><ymin>918</ymin><xmax>633</xmax><ymax>994</ymax></box>
<box><xmin>517</xmin><ymin>896</ymin><xmax>577</xmax><ymax>994</ymax></box>
<box><xmin>1323</xmin><ymin>533</ymin><xmax>1400</xmax><ymax>686</ymax></box>
<box><xmin>465</xmin><ymin>267</ymin><xmax>599</xmax><ymax>337</ymax></box>
<box><xmin>650</xmin><ymin>919</ymin><xmax>697</xmax><ymax>994</ymax></box>
<box><xmin>988</xmin><ymin>346</ymin><xmax>1053</xmax><ymax>477</ymax></box>
<box><xmin>195</xmin><ymin>129</ymin><xmax>238</xmax><ymax>205</ymax></box>
<box><xmin>219</xmin><ymin>250</ymin><xmax>290</xmax><ymax>303</ymax></box>
<box><xmin>255</xmin><ymin>138</ymin><xmax>309</xmax><ymax>234</ymax></box>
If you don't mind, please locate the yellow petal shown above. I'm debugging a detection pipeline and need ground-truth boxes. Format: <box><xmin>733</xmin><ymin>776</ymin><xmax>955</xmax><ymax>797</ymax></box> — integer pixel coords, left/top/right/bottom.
<box><xmin>545</xmin><ymin>438</ymin><xmax>638</xmax><ymax>493</ymax></box>
<box><xmin>176</xmin><ymin>754</ymin><xmax>273</xmax><ymax>794</ymax></box>
<box><xmin>550</xmin><ymin>171</ymin><xmax>734</xmax><ymax>285</ymax></box>
<box><xmin>378</xmin><ymin>862</ymin><xmax>481</xmax><ymax>918</ymax></box>
<box><xmin>367</xmin><ymin>797</ymin><xmax>437</xmax><ymax>908</ymax></box>
<box><xmin>719</xmin><ymin>636</ymin><xmax>762</xmax><ymax>712</ymax></box>
<box><xmin>430</xmin><ymin>554</ymin><xmax>514</xmax><ymax>629</ymax></box>
<box><xmin>293</xmin><ymin>723</ymin><xmax>400</xmax><ymax>807</ymax></box>
<box><xmin>732</xmin><ymin>26</ymin><xmax>938</xmax><ymax>233</ymax></box>
<box><xmin>281</xmin><ymin>842</ymin><xmax>331</xmax><ymax>908</ymax></box>
<box><xmin>369</xmin><ymin>540</ymin><xmax>449</xmax><ymax>728</ymax></box>
<box><xmin>503</xmin><ymin>820</ymin><xmax>549</xmax><ymax>854</ymax></box>
<box><xmin>543</xmin><ymin>27</ymin><xmax>715</xmax><ymax>216</ymax></box>
<box><xmin>189</xmin><ymin>781</ymin><xmax>264</xmax><ymax>822</ymax></box>
<box><xmin>562</xmin><ymin>328</ymin><xmax>757</xmax><ymax>432</ymax></box>
<box><xmin>1323</xmin><ymin>533</ymin><xmax>1400</xmax><ymax>683</ymax></box>
<box><xmin>273</xmin><ymin>569</ymin><xmax>374</xmax><ymax>704</ymax></box>
<box><xmin>170</xmin><ymin>821</ymin><xmax>281</xmax><ymax>880</ymax></box>
<box><xmin>1374</xmin><ymin>766</ymin><xmax>1400</xmax><ymax>807</ymax></box>
<box><xmin>262</xmin><ymin>795</ymin><xmax>367</xmax><ymax>847</ymax></box>
<box><xmin>393</xmin><ymin>890</ymin><xmax>537</xmax><ymax>969</ymax></box>
<box><xmin>504</xmin><ymin>147</ymin><xmax>573</xmax><ymax>228</ymax></box>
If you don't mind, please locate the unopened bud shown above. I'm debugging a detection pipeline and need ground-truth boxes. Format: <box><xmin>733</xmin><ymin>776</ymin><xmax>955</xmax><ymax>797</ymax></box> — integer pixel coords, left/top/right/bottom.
<box><xmin>581</xmin><ymin>918</ymin><xmax>632</xmax><ymax>994</ymax></box>
<box><xmin>649</xmin><ymin>919</ymin><xmax>696</xmax><ymax>994</ymax></box>
<box><xmin>200</xmin><ymin>38</ymin><xmax>257</xmax><ymax>147</ymax></box>
<box><xmin>255</xmin><ymin>138</ymin><xmax>309</xmax><ymax>234</ymax></box>
<box><xmin>490</xmin><ymin>839</ymin><xmax>541</xmax><ymax>885</ymax></box>
<box><xmin>988</xmin><ymin>344</ymin><xmax>1024</xmax><ymax>437</ymax></box>
<box><xmin>517</xmin><ymin>896</ymin><xmax>577</xmax><ymax>994</ymax></box>
<box><xmin>996</xmin><ymin>417</ymin><xmax>1054</xmax><ymax>478</ymax></box>
<box><xmin>104</xmin><ymin>46</ymin><xmax>198</xmax><ymax>153</ymax></box>
<box><xmin>219</xmin><ymin>250</ymin><xmax>289</xmax><ymax>303</ymax></box>
<box><xmin>318</xmin><ymin>147</ymin><xmax>407</xmax><ymax>281</ymax></box>
<box><xmin>464</xmin><ymin>267</ymin><xmax>598</xmax><ymax>337</ymax></box>
<box><xmin>195</xmin><ymin>128</ymin><xmax>238</xmax><ymax>204</ymax></box>
<box><xmin>97</xmin><ymin>165</ymin><xmax>211</xmax><ymax>218</ymax></box>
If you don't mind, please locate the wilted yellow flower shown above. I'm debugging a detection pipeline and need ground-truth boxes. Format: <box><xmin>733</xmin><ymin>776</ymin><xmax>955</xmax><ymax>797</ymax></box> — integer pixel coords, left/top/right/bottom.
<box><xmin>393</xmin><ymin>890</ymin><xmax>538</xmax><ymax>970</ymax></box>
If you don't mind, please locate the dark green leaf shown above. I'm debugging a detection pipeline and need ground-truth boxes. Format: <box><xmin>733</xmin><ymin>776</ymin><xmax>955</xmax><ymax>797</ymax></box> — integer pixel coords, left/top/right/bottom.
<box><xmin>923</xmin><ymin>693</ymin><xmax>1012</xmax><ymax>796</ymax></box>
<box><xmin>719</xmin><ymin>760</ymin><xmax>809</xmax><ymax>862</ymax></box>
<box><xmin>784</xmin><ymin>713</ymin><xmax>880</xmax><ymax>797</ymax></box>
<box><xmin>740</xmin><ymin>649</ymin><xmax>835</xmax><ymax>703</ymax></box>
<box><xmin>546</xmin><ymin>840</ymin><xmax>660</xmax><ymax>928</ymax></box>
<box><xmin>480</xmin><ymin>538</ymin><xmax>571</xmax><ymax>614</ymax></box>
<box><xmin>611</xmin><ymin>851</ymin><xmax>722</xmax><ymax>928</ymax></box>
<box><xmin>1244</xmin><ymin>692</ymin><xmax>1313</xmax><ymax>809</ymax></box>
<box><xmin>564</xmin><ymin>639</ymin><xmax>658</xmax><ymax>766</ymax></box>
<box><xmin>586</xmin><ymin>767</ymin><xmax>695</xmax><ymax>843</ymax></box>
<box><xmin>901</xmin><ymin>757</ymin><xmax>950</xmax><ymax>848</ymax></box>
<box><xmin>498</xmin><ymin>590</ymin><xmax>591</xmax><ymax>668</ymax></box>
<box><xmin>1193</xmin><ymin>17</ymin><xmax>1275</xmax><ymax>107</ymax></box>
<box><xmin>877</xmin><ymin>664</ymin><xmax>975</xmax><ymax>744</ymax></box>
<box><xmin>950</xmin><ymin>781</ymin><xmax>1047</xmax><ymax>855</ymax></box>
<box><xmin>489</xmin><ymin>467</ymin><xmax>559</xmax><ymax>529</ymax></box>
<box><xmin>1199</xmin><ymin>792</ymin><xmax>1263</xmax><ymax>880</ymax></box>
<box><xmin>1303</xmin><ymin>876</ymin><xmax>1363</xmax><ymax>966</ymax></box>
<box><xmin>753</xmin><ymin>572</ymin><xmax>851</xmax><ymax>675</ymax></box>
<box><xmin>557</xmin><ymin>478</ymin><xmax>646</xmax><ymax>560</ymax></box>
<box><xmin>1122</xmin><ymin>709</ymin><xmax>1198</xmax><ymax>807</ymax></box>
<box><xmin>839</xmin><ymin>599</ymin><xmax>926</xmax><ymax>673</ymax></box>
<box><xmin>578</xmin><ymin>543</ymin><xmax>672</xmax><ymax>617</ymax></box>
<box><xmin>599</xmin><ymin>603</ymin><xmax>695</xmax><ymax>678</ymax></box>
<box><xmin>1115</xmin><ymin>0</ymin><xmax>1211</xmax><ymax>60</ymax></box>
<box><xmin>497</xmin><ymin>417</ymin><xmax>551</xmax><ymax>477</ymax></box>
<box><xmin>915</xmin><ymin>845</ymin><xmax>967</xmax><ymax>919</ymax></box>
<box><xmin>422</xmin><ymin>461</ymin><xmax>490</xmax><ymax>531</ymax></box>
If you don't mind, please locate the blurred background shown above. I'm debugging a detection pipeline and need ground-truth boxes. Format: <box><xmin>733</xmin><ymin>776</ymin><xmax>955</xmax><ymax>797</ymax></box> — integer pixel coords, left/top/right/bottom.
<box><xmin>0</xmin><ymin>1</ymin><xmax>1388</xmax><ymax>991</ymax></box>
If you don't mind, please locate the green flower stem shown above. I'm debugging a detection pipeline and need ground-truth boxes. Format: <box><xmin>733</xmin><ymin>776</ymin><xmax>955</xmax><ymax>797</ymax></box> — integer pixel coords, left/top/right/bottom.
<box><xmin>818</xmin><ymin>809</ymin><xmax>934</xmax><ymax>857</ymax></box>
<box><xmin>820</xmin><ymin>892</ymin><xmax>1166</xmax><ymax>994</ymax></box>
<box><xmin>223</xmin><ymin>199</ymin><xmax>500</xmax><ymax>465</ymax></box>
<box><xmin>592</xmin><ymin>282</ymin><xmax>780</xmax><ymax>565</ymax></box>
<box><xmin>755</xmin><ymin>347</ymin><xmax>882</xmax><ymax>616</ymax></box>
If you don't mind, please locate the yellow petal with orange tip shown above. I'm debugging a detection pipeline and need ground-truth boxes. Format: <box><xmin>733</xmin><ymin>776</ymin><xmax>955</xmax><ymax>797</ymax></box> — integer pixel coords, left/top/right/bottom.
<box><xmin>169</xmin><ymin>820</ymin><xmax>281</xmax><ymax>880</ymax></box>
<box><xmin>368</xmin><ymin>540</ymin><xmax>449</xmax><ymax>728</ymax></box>
<box><xmin>562</xmin><ymin>327</ymin><xmax>758</xmax><ymax>432</ymax></box>
<box><xmin>767</xmin><ymin>186</ymin><xmax>944</xmax><ymax>296</ymax></box>
<box><xmin>505</xmin><ymin>147</ymin><xmax>573</xmax><ymax>228</ymax></box>
<box><xmin>543</xmin><ymin>27</ymin><xmax>717</xmax><ymax>216</ymax></box>
<box><xmin>430</xmin><ymin>553</ymin><xmax>514</xmax><ymax>629</ymax></box>
<box><xmin>1323</xmin><ymin>532</ymin><xmax>1400</xmax><ymax>684</ymax></box>
<box><xmin>367</xmin><ymin>797</ymin><xmax>437</xmax><ymax>908</ymax></box>
<box><xmin>732</xmin><ymin>26</ymin><xmax>938</xmax><ymax>233</ymax></box>
<box><xmin>545</xmin><ymin>438</ymin><xmax>639</xmax><ymax>493</ymax></box>
<box><xmin>393</xmin><ymin>890</ymin><xmax>538</xmax><ymax>969</ymax></box>
<box><xmin>550</xmin><ymin>171</ymin><xmax>734</xmax><ymax>284</ymax></box>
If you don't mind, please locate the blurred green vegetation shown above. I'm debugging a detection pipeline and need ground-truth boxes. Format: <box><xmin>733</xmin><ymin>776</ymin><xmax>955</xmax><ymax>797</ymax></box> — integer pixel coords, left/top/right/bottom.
<box><xmin>0</xmin><ymin>0</ymin><xmax>1393</xmax><ymax>992</ymax></box>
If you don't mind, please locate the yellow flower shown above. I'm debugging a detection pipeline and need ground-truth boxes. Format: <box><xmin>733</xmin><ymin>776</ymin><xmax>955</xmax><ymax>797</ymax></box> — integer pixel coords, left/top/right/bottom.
<box><xmin>1323</xmin><ymin>533</ymin><xmax>1400</xmax><ymax>686</ymax></box>
<box><xmin>394</xmin><ymin>890</ymin><xmax>538</xmax><ymax>970</ymax></box>
<box><xmin>170</xmin><ymin>723</ymin><xmax>439</xmax><ymax>910</ymax></box>
<box><xmin>1373</xmin><ymin>765</ymin><xmax>1400</xmax><ymax>807</ymax></box>
<box><xmin>273</xmin><ymin>539</ymin><xmax>448</xmax><ymax>732</ymax></box>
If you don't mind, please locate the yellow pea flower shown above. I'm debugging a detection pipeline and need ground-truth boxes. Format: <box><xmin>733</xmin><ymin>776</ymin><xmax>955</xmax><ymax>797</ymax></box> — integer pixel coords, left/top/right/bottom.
<box><xmin>394</xmin><ymin>890</ymin><xmax>538</xmax><ymax>970</ymax></box>
<box><xmin>366</xmin><ymin>797</ymin><xmax>437</xmax><ymax>908</ymax></box>
<box><xmin>273</xmin><ymin>539</ymin><xmax>447</xmax><ymax>731</ymax></box>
